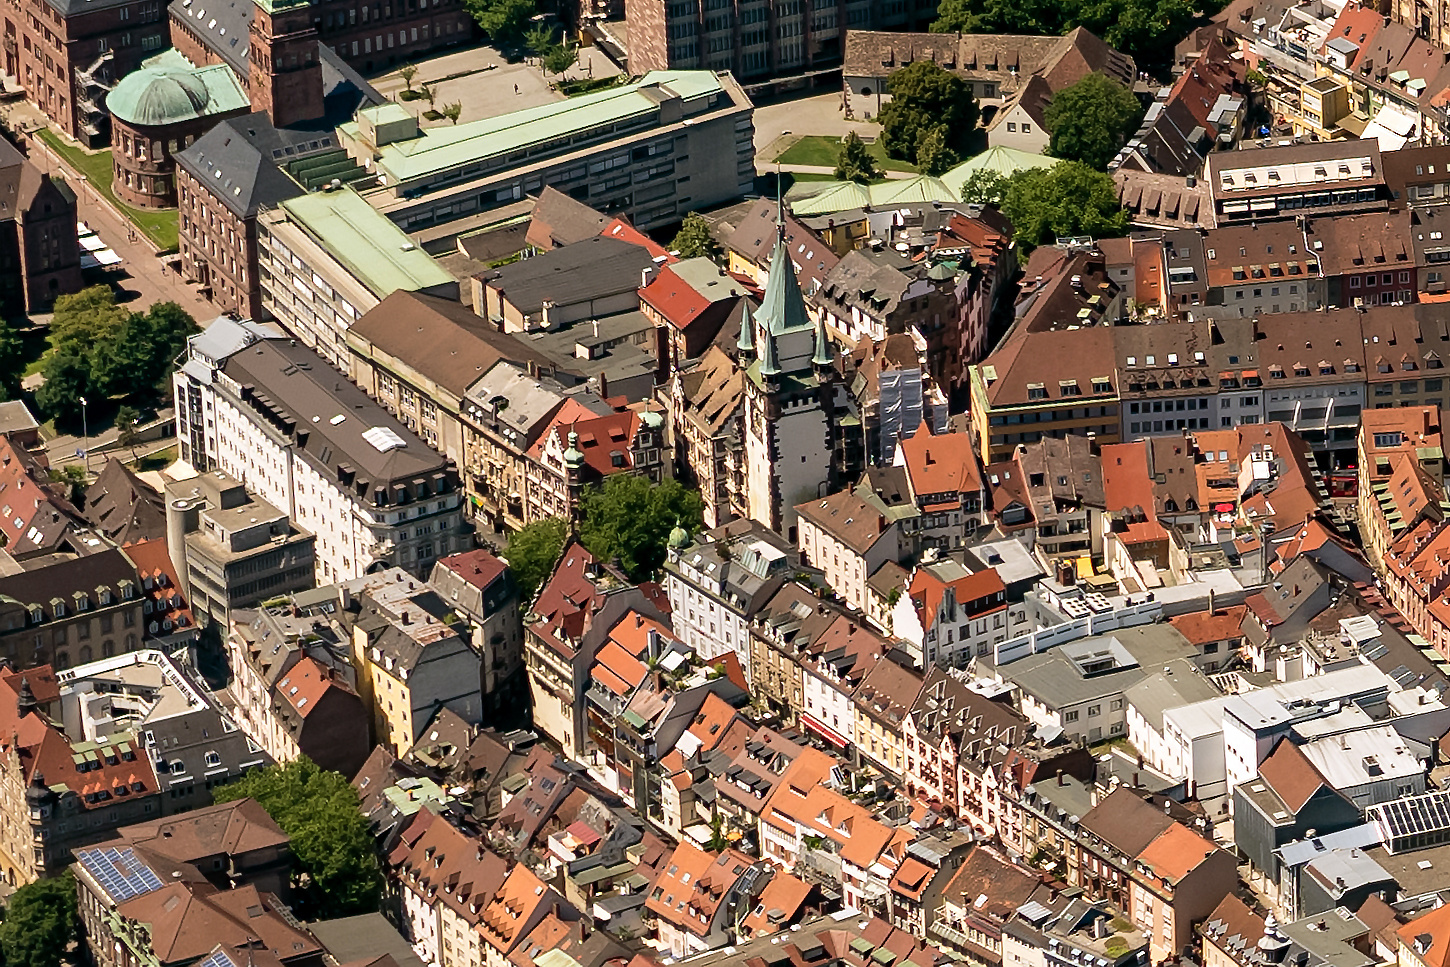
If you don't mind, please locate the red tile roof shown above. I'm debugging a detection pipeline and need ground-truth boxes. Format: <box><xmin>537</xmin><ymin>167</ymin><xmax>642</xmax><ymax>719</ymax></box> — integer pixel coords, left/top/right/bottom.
<box><xmin>436</xmin><ymin>548</ymin><xmax>509</xmax><ymax>590</ymax></box>
<box><xmin>895</xmin><ymin>421</ymin><xmax>983</xmax><ymax>498</ymax></box>
<box><xmin>1136</xmin><ymin>822</ymin><xmax>1219</xmax><ymax>886</ymax></box>
<box><xmin>124</xmin><ymin>537</ymin><xmax>194</xmax><ymax>634</ymax></box>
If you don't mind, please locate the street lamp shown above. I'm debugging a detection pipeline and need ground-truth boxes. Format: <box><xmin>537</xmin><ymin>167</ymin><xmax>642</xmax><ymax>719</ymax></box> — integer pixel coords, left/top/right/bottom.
<box><xmin>78</xmin><ymin>396</ymin><xmax>88</xmax><ymax>476</ymax></box>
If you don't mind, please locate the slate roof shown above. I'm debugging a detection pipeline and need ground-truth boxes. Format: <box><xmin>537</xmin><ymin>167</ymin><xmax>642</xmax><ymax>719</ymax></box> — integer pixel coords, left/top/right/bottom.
<box><xmin>174</xmin><ymin>113</ymin><xmax>311</xmax><ymax>218</ymax></box>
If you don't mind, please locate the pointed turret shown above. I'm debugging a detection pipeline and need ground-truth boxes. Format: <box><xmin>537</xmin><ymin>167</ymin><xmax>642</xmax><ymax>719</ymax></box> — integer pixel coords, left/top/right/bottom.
<box><xmin>759</xmin><ymin>330</ymin><xmax>782</xmax><ymax>379</ymax></box>
<box><xmin>563</xmin><ymin>430</ymin><xmax>584</xmax><ymax>471</ymax></box>
<box><xmin>16</xmin><ymin>677</ymin><xmax>36</xmax><ymax>718</ymax></box>
<box><xmin>812</xmin><ymin>315</ymin><xmax>833</xmax><ymax>371</ymax></box>
<box><xmin>736</xmin><ymin>301</ymin><xmax>755</xmax><ymax>358</ymax></box>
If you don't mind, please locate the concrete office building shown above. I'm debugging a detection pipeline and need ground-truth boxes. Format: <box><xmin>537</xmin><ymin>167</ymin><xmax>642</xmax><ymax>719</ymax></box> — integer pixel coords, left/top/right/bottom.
<box><xmin>337</xmin><ymin>71</ymin><xmax>755</xmax><ymax>234</ymax></box>
<box><xmin>173</xmin><ymin>316</ymin><xmax>463</xmax><ymax>582</ymax></box>
<box><xmin>257</xmin><ymin>185</ymin><xmax>457</xmax><ymax>374</ymax></box>
<box><xmin>164</xmin><ymin>469</ymin><xmax>316</xmax><ymax>633</ymax></box>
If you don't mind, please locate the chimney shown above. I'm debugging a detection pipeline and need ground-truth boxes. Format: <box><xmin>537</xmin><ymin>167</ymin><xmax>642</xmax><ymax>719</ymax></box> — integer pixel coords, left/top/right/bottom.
<box><xmin>642</xmin><ymin>266</ymin><xmax>657</xmax><ymax>289</ymax></box>
<box><xmin>401</xmin><ymin>611</ymin><xmax>411</xmax><ymax>625</ymax></box>
<box><xmin>1208</xmin><ymin>587</ymin><xmax>1216</xmax><ymax>615</ymax></box>
<box><xmin>1056</xmin><ymin>769</ymin><xmax>1064</xmax><ymax>786</ymax></box>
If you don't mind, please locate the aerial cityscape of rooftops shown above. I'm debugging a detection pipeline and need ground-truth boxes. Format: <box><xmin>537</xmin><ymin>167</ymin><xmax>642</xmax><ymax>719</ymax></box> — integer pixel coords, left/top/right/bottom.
<box><xmin>14</xmin><ymin>0</ymin><xmax>1450</xmax><ymax>962</ymax></box>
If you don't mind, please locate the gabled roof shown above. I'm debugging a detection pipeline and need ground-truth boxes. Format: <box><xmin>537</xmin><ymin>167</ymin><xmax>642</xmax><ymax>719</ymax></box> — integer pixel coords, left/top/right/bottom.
<box><xmin>1257</xmin><ymin>737</ymin><xmax>1333</xmax><ymax>813</ymax></box>
<box><xmin>1136</xmin><ymin>821</ymin><xmax>1220</xmax><ymax>886</ymax></box>
<box><xmin>1078</xmin><ymin>787</ymin><xmax>1177</xmax><ymax>857</ymax></box>
<box><xmin>1398</xmin><ymin>898</ymin><xmax>1450</xmax><ymax>967</ymax></box>
<box><xmin>895</xmin><ymin>421</ymin><xmax>983</xmax><ymax>497</ymax></box>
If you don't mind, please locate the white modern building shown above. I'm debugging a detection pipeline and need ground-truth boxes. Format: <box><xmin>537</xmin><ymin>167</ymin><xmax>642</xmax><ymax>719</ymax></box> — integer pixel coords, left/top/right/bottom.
<box><xmin>173</xmin><ymin>317</ymin><xmax>464</xmax><ymax>583</ymax></box>
<box><xmin>1221</xmin><ymin>666</ymin><xmax>1395</xmax><ymax>798</ymax></box>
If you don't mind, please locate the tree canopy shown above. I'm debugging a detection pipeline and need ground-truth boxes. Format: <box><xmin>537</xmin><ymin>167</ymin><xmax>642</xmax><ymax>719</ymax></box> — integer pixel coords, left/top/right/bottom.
<box><xmin>914</xmin><ymin>125</ymin><xmax>961</xmax><ymax>176</ymax></box>
<box><xmin>464</xmin><ymin>0</ymin><xmax>535</xmax><ymax>42</ymax></box>
<box><xmin>542</xmin><ymin>42</ymin><xmax>578</xmax><ymax>76</ymax></box>
<box><xmin>931</xmin><ymin>0</ymin><xmax>1213</xmax><ymax>75</ymax></box>
<box><xmin>0</xmin><ymin>872</ymin><xmax>78</xmax><ymax>967</ymax></box>
<box><xmin>215</xmin><ymin>758</ymin><xmax>382</xmax><ymax>919</ymax></box>
<box><xmin>506</xmin><ymin>516</ymin><xmax>568</xmax><ymax>602</ymax></box>
<box><xmin>670</xmin><ymin>213</ymin><xmax>722</xmax><ymax>263</ymax></box>
<box><xmin>35</xmin><ymin>288</ymin><xmax>197</xmax><ymax>429</ymax></box>
<box><xmin>834</xmin><ymin>132</ymin><xmax>882</xmax><ymax>183</ymax></box>
<box><xmin>878</xmin><ymin>61</ymin><xmax>979</xmax><ymax>167</ymax></box>
<box><xmin>998</xmin><ymin>161</ymin><xmax>1128</xmax><ymax>248</ymax></box>
<box><xmin>578</xmin><ymin>474</ymin><xmax>703</xmax><ymax>581</ymax></box>
<box><xmin>1044</xmin><ymin>73</ymin><xmax>1143</xmax><ymax>170</ymax></box>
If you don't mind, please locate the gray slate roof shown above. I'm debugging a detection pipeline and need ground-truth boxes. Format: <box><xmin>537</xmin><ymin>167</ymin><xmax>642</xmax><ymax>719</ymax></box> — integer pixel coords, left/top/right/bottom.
<box><xmin>175</xmin><ymin>113</ymin><xmax>309</xmax><ymax>218</ymax></box>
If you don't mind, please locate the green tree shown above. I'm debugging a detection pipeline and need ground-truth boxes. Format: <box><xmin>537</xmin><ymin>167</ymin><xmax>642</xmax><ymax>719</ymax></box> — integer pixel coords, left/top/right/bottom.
<box><xmin>0</xmin><ymin>319</ymin><xmax>27</xmax><ymax>402</ymax></box>
<box><xmin>915</xmin><ymin>125</ymin><xmax>960</xmax><ymax>176</ymax></box>
<box><xmin>115</xmin><ymin>404</ymin><xmax>142</xmax><ymax>460</ymax></box>
<box><xmin>524</xmin><ymin>21</ymin><xmax>557</xmax><ymax>55</ymax></box>
<box><xmin>398</xmin><ymin>62</ymin><xmax>419</xmax><ymax>92</ymax></box>
<box><xmin>833</xmin><ymin>132</ymin><xmax>881</xmax><ymax>183</ymax></box>
<box><xmin>0</xmin><ymin>872</ymin><xmax>78</xmax><ymax>967</ymax></box>
<box><xmin>214</xmin><ymin>758</ymin><xmax>382</xmax><ymax>919</ymax></box>
<box><xmin>441</xmin><ymin>101</ymin><xmax>463</xmax><ymax>124</ymax></box>
<box><xmin>578</xmin><ymin>474</ymin><xmax>703</xmax><ymax>581</ymax></box>
<box><xmin>670</xmin><ymin>213</ymin><xmax>722</xmax><ymax>262</ymax></box>
<box><xmin>930</xmin><ymin>0</ymin><xmax>1215</xmax><ymax>74</ymax></box>
<box><xmin>505</xmin><ymin>516</ymin><xmax>567</xmax><ymax>601</ymax></box>
<box><xmin>878</xmin><ymin>61</ymin><xmax>979</xmax><ymax>165</ymax></box>
<box><xmin>49</xmin><ymin>464</ymin><xmax>88</xmax><ymax>503</ymax></box>
<box><xmin>48</xmin><ymin>284</ymin><xmax>130</xmax><ymax>358</ymax></box>
<box><xmin>1044</xmin><ymin>73</ymin><xmax>1142</xmax><ymax>170</ymax></box>
<box><xmin>999</xmin><ymin>161</ymin><xmax>1128</xmax><ymax>248</ymax></box>
<box><xmin>958</xmin><ymin>168</ymin><xmax>1009</xmax><ymax>205</ymax></box>
<box><xmin>464</xmin><ymin>0</ymin><xmax>536</xmax><ymax>43</ymax></box>
<box><xmin>542</xmin><ymin>42</ymin><xmax>578</xmax><ymax>76</ymax></box>
<box><xmin>93</xmin><ymin>301</ymin><xmax>197</xmax><ymax>398</ymax></box>
<box><xmin>35</xmin><ymin>346</ymin><xmax>92</xmax><ymax>428</ymax></box>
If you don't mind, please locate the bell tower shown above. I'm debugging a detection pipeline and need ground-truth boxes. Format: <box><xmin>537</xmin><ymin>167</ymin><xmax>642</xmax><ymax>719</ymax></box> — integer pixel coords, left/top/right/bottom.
<box><xmin>248</xmin><ymin>0</ymin><xmax>325</xmax><ymax>128</ymax></box>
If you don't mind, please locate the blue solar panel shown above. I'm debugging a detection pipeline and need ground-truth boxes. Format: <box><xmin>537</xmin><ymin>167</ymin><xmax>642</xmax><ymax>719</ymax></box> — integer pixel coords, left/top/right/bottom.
<box><xmin>197</xmin><ymin>949</ymin><xmax>239</xmax><ymax>967</ymax></box>
<box><xmin>76</xmin><ymin>846</ymin><xmax>165</xmax><ymax>902</ymax></box>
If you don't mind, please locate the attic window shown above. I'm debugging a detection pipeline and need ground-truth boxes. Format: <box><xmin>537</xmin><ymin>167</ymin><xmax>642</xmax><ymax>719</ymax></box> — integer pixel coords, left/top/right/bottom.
<box><xmin>1026</xmin><ymin>383</ymin><xmax>1048</xmax><ymax>400</ymax></box>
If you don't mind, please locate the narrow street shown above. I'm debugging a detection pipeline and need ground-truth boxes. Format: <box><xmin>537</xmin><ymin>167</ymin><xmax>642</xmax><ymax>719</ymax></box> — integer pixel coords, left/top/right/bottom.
<box><xmin>17</xmin><ymin>121</ymin><xmax>217</xmax><ymax>321</ymax></box>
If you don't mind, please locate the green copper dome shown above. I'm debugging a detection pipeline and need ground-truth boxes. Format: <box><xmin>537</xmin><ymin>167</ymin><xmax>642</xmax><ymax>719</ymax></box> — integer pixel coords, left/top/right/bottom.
<box><xmin>668</xmin><ymin>520</ymin><xmax>690</xmax><ymax>549</ymax></box>
<box><xmin>108</xmin><ymin>68</ymin><xmax>213</xmax><ymax>127</ymax></box>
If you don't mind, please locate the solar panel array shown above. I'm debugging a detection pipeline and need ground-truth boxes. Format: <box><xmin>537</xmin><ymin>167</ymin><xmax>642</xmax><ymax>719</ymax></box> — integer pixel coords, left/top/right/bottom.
<box><xmin>1368</xmin><ymin>788</ymin><xmax>1450</xmax><ymax>855</ymax></box>
<box><xmin>197</xmin><ymin>948</ymin><xmax>239</xmax><ymax>967</ymax></box>
<box><xmin>76</xmin><ymin>846</ymin><xmax>164</xmax><ymax>902</ymax></box>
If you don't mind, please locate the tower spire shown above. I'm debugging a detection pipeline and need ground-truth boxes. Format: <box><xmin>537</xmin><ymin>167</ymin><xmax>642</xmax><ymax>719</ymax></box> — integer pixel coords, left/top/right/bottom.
<box><xmin>736</xmin><ymin>301</ymin><xmax>755</xmax><ymax>358</ymax></box>
<box><xmin>812</xmin><ymin>314</ymin><xmax>833</xmax><ymax>370</ymax></box>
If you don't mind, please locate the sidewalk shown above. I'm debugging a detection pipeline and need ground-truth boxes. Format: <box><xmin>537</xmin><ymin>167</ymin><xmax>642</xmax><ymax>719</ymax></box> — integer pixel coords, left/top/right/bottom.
<box><xmin>45</xmin><ymin>408</ymin><xmax>175</xmax><ymax>471</ymax></box>
<box><xmin>6</xmin><ymin>116</ymin><xmax>216</xmax><ymax>321</ymax></box>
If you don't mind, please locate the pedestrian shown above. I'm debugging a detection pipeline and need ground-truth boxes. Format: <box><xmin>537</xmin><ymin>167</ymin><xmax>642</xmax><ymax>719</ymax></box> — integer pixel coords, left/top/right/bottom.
<box><xmin>514</xmin><ymin>84</ymin><xmax>519</xmax><ymax>94</ymax></box>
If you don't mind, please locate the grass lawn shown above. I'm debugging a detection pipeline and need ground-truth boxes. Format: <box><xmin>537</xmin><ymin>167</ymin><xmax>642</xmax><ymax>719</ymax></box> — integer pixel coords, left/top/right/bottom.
<box><xmin>18</xmin><ymin>325</ymin><xmax>50</xmax><ymax>377</ymax></box>
<box><xmin>133</xmin><ymin>444</ymin><xmax>177</xmax><ymax>473</ymax></box>
<box><xmin>773</xmin><ymin>134</ymin><xmax>918</xmax><ymax>173</ymax></box>
<box><xmin>36</xmin><ymin>129</ymin><xmax>180</xmax><ymax>252</ymax></box>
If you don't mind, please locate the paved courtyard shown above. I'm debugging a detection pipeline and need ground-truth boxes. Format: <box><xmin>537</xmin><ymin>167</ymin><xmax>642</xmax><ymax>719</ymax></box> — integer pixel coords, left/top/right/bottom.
<box><xmin>367</xmin><ymin>42</ymin><xmax>622</xmax><ymax>129</ymax></box>
<box><xmin>752</xmin><ymin>90</ymin><xmax>879</xmax><ymax>159</ymax></box>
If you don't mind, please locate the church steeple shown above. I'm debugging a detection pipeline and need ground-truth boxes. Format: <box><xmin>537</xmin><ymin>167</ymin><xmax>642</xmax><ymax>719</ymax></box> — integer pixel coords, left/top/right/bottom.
<box><xmin>757</xmin><ymin>198</ymin><xmax>811</xmax><ymax>338</ymax></box>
